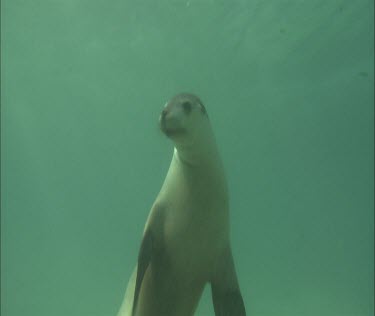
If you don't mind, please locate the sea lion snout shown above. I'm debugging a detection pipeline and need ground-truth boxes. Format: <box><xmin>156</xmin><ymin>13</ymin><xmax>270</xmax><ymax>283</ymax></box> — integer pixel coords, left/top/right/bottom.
<box><xmin>159</xmin><ymin>106</ymin><xmax>186</xmax><ymax>137</ymax></box>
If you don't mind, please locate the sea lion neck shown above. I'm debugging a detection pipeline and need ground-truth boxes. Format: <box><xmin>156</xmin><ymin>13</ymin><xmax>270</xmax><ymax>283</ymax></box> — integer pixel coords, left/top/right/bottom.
<box><xmin>173</xmin><ymin>134</ymin><xmax>221</xmax><ymax>169</ymax></box>
<box><xmin>172</xmin><ymin>120</ymin><xmax>221</xmax><ymax>168</ymax></box>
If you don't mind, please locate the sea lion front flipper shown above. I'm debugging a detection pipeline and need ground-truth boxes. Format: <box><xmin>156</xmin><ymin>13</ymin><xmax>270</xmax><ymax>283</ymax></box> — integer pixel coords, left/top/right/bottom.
<box><xmin>132</xmin><ymin>229</ymin><xmax>153</xmax><ymax>316</ymax></box>
<box><xmin>210</xmin><ymin>246</ymin><xmax>246</xmax><ymax>316</ymax></box>
<box><xmin>116</xmin><ymin>265</ymin><xmax>137</xmax><ymax>316</ymax></box>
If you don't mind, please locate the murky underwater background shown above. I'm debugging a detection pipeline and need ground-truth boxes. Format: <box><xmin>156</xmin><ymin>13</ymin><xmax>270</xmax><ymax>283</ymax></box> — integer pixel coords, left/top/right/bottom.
<box><xmin>1</xmin><ymin>1</ymin><xmax>374</xmax><ymax>315</ymax></box>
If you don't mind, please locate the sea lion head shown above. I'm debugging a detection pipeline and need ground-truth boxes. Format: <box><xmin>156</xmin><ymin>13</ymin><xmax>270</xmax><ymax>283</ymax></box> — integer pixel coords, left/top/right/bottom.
<box><xmin>159</xmin><ymin>93</ymin><xmax>208</xmax><ymax>144</ymax></box>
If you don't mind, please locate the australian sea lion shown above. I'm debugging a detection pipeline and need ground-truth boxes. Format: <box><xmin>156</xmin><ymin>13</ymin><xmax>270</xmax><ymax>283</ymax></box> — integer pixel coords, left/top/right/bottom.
<box><xmin>117</xmin><ymin>93</ymin><xmax>246</xmax><ymax>316</ymax></box>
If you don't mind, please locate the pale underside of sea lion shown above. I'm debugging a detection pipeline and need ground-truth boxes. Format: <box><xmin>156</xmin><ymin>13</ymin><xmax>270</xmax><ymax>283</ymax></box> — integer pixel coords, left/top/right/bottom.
<box><xmin>116</xmin><ymin>93</ymin><xmax>246</xmax><ymax>316</ymax></box>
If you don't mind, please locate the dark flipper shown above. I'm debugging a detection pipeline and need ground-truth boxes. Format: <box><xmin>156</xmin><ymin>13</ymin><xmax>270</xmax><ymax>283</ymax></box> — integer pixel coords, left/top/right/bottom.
<box><xmin>132</xmin><ymin>229</ymin><xmax>153</xmax><ymax>316</ymax></box>
<box><xmin>211</xmin><ymin>286</ymin><xmax>246</xmax><ymax>316</ymax></box>
<box><xmin>211</xmin><ymin>246</ymin><xmax>246</xmax><ymax>316</ymax></box>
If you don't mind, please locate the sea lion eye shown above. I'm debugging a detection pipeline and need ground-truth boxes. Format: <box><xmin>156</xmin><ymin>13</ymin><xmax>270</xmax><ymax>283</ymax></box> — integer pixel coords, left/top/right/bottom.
<box><xmin>182</xmin><ymin>101</ymin><xmax>192</xmax><ymax>114</ymax></box>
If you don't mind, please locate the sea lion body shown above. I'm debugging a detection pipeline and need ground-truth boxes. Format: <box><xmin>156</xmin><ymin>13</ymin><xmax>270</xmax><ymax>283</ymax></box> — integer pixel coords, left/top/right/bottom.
<box><xmin>117</xmin><ymin>94</ymin><xmax>245</xmax><ymax>316</ymax></box>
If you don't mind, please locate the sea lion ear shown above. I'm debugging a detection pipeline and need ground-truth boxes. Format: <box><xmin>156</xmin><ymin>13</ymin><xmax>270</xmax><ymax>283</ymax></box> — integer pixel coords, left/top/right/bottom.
<box><xmin>199</xmin><ymin>102</ymin><xmax>207</xmax><ymax>116</ymax></box>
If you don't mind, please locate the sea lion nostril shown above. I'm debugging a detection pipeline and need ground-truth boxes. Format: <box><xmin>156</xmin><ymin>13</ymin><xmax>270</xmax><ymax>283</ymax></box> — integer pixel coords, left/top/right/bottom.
<box><xmin>182</xmin><ymin>101</ymin><xmax>192</xmax><ymax>114</ymax></box>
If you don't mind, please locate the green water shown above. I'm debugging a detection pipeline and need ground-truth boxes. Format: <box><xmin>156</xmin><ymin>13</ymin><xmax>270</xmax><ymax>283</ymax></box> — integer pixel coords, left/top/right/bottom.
<box><xmin>1</xmin><ymin>1</ymin><xmax>373</xmax><ymax>316</ymax></box>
